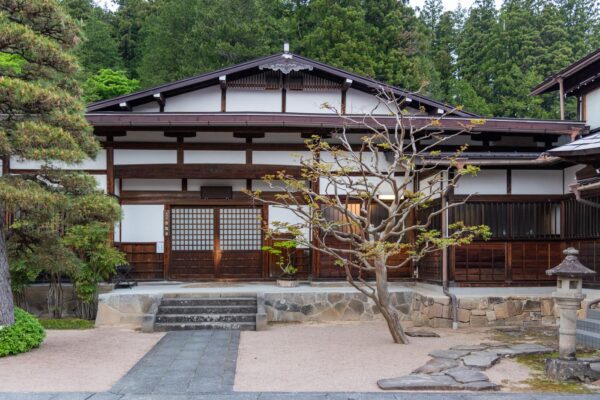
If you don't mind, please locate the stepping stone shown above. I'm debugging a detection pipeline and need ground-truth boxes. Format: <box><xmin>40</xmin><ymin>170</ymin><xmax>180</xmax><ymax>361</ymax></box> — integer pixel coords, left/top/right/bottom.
<box><xmin>444</xmin><ymin>367</ymin><xmax>490</xmax><ymax>383</ymax></box>
<box><xmin>428</xmin><ymin>349</ymin><xmax>471</xmax><ymax>360</ymax></box>
<box><xmin>413</xmin><ymin>358</ymin><xmax>459</xmax><ymax>374</ymax></box>
<box><xmin>490</xmin><ymin>343</ymin><xmax>552</xmax><ymax>356</ymax></box>
<box><xmin>378</xmin><ymin>374</ymin><xmax>462</xmax><ymax>391</ymax></box>
<box><xmin>449</xmin><ymin>344</ymin><xmax>488</xmax><ymax>352</ymax></box>
<box><xmin>462</xmin><ymin>380</ymin><xmax>499</xmax><ymax>391</ymax></box>
<box><xmin>406</xmin><ymin>330</ymin><xmax>440</xmax><ymax>338</ymax></box>
<box><xmin>462</xmin><ymin>352</ymin><xmax>501</xmax><ymax>369</ymax></box>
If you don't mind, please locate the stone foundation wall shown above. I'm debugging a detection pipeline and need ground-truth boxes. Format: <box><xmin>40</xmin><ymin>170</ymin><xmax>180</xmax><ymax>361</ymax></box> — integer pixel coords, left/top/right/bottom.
<box><xmin>410</xmin><ymin>294</ymin><xmax>558</xmax><ymax>328</ymax></box>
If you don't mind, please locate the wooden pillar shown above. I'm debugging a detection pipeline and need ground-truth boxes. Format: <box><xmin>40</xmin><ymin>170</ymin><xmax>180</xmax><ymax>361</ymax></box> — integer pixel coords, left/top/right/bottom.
<box><xmin>558</xmin><ymin>76</ymin><xmax>565</xmax><ymax>120</ymax></box>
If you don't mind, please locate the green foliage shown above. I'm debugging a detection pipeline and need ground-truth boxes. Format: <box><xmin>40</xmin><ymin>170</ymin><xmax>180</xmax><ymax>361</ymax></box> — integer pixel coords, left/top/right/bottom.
<box><xmin>63</xmin><ymin>223</ymin><xmax>126</xmax><ymax>304</ymax></box>
<box><xmin>262</xmin><ymin>239</ymin><xmax>298</xmax><ymax>278</ymax></box>
<box><xmin>0</xmin><ymin>308</ymin><xmax>45</xmax><ymax>357</ymax></box>
<box><xmin>39</xmin><ymin>317</ymin><xmax>94</xmax><ymax>330</ymax></box>
<box><xmin>83</xmin><ymin>68</ymin><xmax>140</xmax><ymax>102</ymax></box>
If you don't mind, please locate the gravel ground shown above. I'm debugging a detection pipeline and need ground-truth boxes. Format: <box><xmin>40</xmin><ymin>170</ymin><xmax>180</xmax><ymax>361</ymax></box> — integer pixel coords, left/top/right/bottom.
<box><xmin>0</xmin><ymin>328</ymin><xmax>164</xmax><ymax>392</ymax></box>
<box><xmin>234</xmin><ymin>321</ymin><xmax>494</xmax><ymax>392</ymax></box>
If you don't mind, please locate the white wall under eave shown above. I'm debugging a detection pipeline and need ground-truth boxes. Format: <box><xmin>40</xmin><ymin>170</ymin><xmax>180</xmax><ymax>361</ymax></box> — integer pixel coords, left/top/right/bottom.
<box><xmin>122</xmin><ymin>179</ymin><xmax>181</xmax><ymax>191</ymax></box>
<box><xmin>184</xmin><ymin>150</ymin><xmax>245</xmax><ymax>164</ymax></box>
<box><xmin>286</xmin><ymin>90</ymin><xmax>341</xmax><ymax>113</ymax></box>
<box><xmin>10</xmin><ymin>150</ymin><xmax>107</xmax><ymax>170</ymax></box>
<box><xmin>253</xmin><ymin>132</ymin><xmax>306</xmax><ymax>144</ymax></box>
<box><xmin>563</xmin><ymin>164</ymin><xmax>586</xmax><ymax>194</ymax></box>
<box><xmin>187</xmin><ymin>179</ymin><xmax>246</xmax><ymax>192</ymax></box>
<box><xmin>120</xmin><ymin>204</ymin><xmax>164</xmax><ymax>243</ymax></box>
<box><xmin>346</xmin><ymin>88</ymin><xmax>397</xmax><ymax>115</ymax></box>
<box><xmin>164</xmin><ymin>85</ymin><xmax>221</xmax><ymax>112</ymax></box>
<box><xmin>252</xmin><ymin>179</ymin><xmax>307</xmax><ymax>192</ymax></box>
<box><xmin>319</xmin><ymin>176</ymin><xmax>400</xmax><ymax>195</ymax></box>
<box><xmin>226</xmin><ymin>89</ymin><xmax>282</xmax><ymax>112</ymax></box>
<box><xmin>511</xmin><ymin>169</ymin><xmax>563</xmax><ymax>195</ymax></box>
<box><xmin>320</xmin><ymin>150</ymin><xmax>392</xmax><ymax>172</ymax></box>
<box><xmin>114</xmin><ymin>131</ymin><xmax>176</xmax><ymax>143</ymax></box>
<box><xmin>187</xmin><ymin>132</ymin><xmax>244</xmax><ymax>143</ymax></box>
<box><xmin>114</xmin><ymin>149</ymin><xmax>177</xmax><ymax>165</ymax></box>
<box><xmin>252</xmin><ymin>151</ymin><xmax>312</xmax><ymax>166</ymax></box>
<box><xmin>455</xmin><ymin>170</ymin><xmax>507</xmax><ymax>195</ymax></box>
<box><xmin>585</xmin><ymin>88</ymin><xmax>600</xmax><ymax>130</ymax></box>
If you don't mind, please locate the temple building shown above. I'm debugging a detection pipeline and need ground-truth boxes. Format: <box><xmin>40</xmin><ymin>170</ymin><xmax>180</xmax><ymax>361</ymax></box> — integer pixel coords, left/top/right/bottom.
<box><xmin>12</xmin><ymin>48</ymin><xmax>598</xmax><ymax>286</ymax></box>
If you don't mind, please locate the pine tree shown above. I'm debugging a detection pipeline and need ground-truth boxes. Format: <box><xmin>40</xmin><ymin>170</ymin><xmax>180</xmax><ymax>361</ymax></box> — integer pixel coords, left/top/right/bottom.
<box><xmin>0</xmin><ymin>0</ymin><xmax>119</xmax><ymax>325</ymax></box>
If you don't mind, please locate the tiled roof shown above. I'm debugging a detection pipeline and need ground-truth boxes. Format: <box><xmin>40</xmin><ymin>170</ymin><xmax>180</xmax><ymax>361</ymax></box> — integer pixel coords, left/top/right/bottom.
<box><xmin>549</xmin><ymin>132</ymin><xmax>600</xmax><ymax>156</ymax></box>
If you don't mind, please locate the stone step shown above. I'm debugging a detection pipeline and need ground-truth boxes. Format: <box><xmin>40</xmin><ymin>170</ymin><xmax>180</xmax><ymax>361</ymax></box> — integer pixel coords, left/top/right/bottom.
<box><xmin>576</xmin><ymin>330</ymin><xmax>600</xmax><ymax>349</ymax></box>
<box><xmin>577</xmin><ymin>318</ymin><xmax>600</xmax><ymax>333</ymax></box>
<box><xmin>160</xmin><ymin>297</ymin><xmax>257</xmax><ymax>307</ymax></box>
<box><xmin>157</xmin><ymin>305</ymin><xmax>257</xmax><ymax>315</ymax></box>
<box><xmin>155</xmin><ymin>313</ymin><xmax>256</xmax><ymax>324</ymax></box>
<box><xmin>154</xmin><ymin>322</ymin><xmax>256</xmax><ymax>331</ymax></box>
<box><xmin>588</xmin><ymin>309</ymin><xmax>600</xmax><ymax>321</ymax></box>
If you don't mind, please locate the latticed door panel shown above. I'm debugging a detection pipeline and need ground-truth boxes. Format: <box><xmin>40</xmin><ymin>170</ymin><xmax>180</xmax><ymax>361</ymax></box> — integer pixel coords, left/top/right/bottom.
<box><xmin>168</xmin><ymin>206</ymin><xmax>263</xmax><ymax>279</ymax></box>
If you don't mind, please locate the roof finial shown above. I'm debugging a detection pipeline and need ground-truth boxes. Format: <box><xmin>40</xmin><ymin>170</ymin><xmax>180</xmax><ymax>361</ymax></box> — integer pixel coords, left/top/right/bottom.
<box><xmin>283</xmin><ymin>42</ymin><xmax>290</xmax><ymax>54</ymax></box>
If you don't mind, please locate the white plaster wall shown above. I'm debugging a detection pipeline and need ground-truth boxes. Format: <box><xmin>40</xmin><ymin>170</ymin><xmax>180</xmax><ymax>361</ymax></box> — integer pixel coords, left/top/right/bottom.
<box><xmin>164</xmin><ymin>86</ymin><xmax>221</xmax><ymax>112</ymax></box>
<box><xmin>346</xmin><ymin>88</ymin><xmax>397</xmax><ymax>115</ymax></box>
<box><xmin>187</xmin><ymin>132</ymin><xmax>242</xmax><ymax>143</ymax></box>
<box><xmin>511</xmin><ymin>170</ymin><xmax>563</xmax><ymax>195</ymax></box>
<box><xmin>286</xmin><ymin>90</ymin><xmax>341</xmax><ymax>113</ymax></box>
<box><xmin>268</xmin><ymin>205</ymin><xmax>310</xmax><ymax>245</ymax></box>
<box><xmin>585</xmin><ymin>88</ymin><xmax>600</xmax><ymax>130</ymax></box>
<box><xmin>563</xmin><ymin>164</ymin><xmax>586</xmax><ymax>193</ymax></box>
<box><xmin>120</xmin><ymin>204</ymin><xmax>164</xmax><ymax>242</ymax></box>
<box><xmin>253</xmin><ymin>151</ymin><xmax>312</xmax><ymax>166</ymax></box>
<box><xmin>114</xmin><ymin>178</ymin><xmax>120</xmax><ymax>196</ymax></box>
<box><xmin>319</xmin><ymin>176</ymin><xmax>400</xmax><ymax>195</ymax></box>
<box><xmin>10</xmin><ymin>150</ymin><xmax>107</xmax><ymax>170</ymax></box>
<box><xmin>132</xmin><ymin>102</ymin><xmax>160</xmax><ymax>112</ymax></box>
<box><xmin>93</xmin><ymin>174</ymin><xmax>108</xmax><ymax>193</ymax></box>
<box><xmin>114</xmin><ymin>131</ymin><xmax>176</xmax><ymax>142</ymax></box>
<box><xmin>253</xmin><ymin>132</ymin><xmax>306</xmax><ymax>144</ymax></box>
<box><xmin>114</xmin><ymin>149</ymin><xmax>177</xmax><ymax>165</ymax></box>
<box><xmin>184</xmin><ymin>150</ymin><xmax>245</xmax><ymax>164</ymax></box>
<box><xmin>455</xmin><ymin>170</ymin><xmax>507</xmax><ymax>195</ymax></box>
<box><xmin>320</xmin><ymin>151</ymin><xmax>392</xmax><ymax>171</ymax></box>
<box><xmin>187</xmin><ymin>179</ymin><xmax>246</xmax><ymax>191</ymax></box>
<box><xmin>418</xmin><ymin>172</ymin><xmax>446</xmax><ymax>200</ymax></box>
<box><xmin>122</xmin><ymin>179</ymin><xmax>181</xmax><ymax>191</ymax></box>
<box><xmin>226</xmin><ymin>89</ymin><xmax>282</xmax><ymax>112</ymax></box>
<box><xmin>252</xmin><ymin>179</ymin><xmax>307</xmax><ymax>192</ymax></box>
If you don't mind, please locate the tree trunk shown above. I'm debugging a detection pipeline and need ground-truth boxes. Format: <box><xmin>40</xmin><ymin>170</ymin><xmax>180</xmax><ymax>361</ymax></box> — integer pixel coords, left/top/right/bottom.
<box><xmin>48</xmin><ymin>273</ymin><xmax>63</xmax><ymax>319</ymax></box>
<box><xmin>374</xmin><ymin>259</ymin><xmax>409</xmax><ymax>344</ymax></box>
<box><xmin>0</xmin><ymin>227</ymin><xmax>15</xmax><ymax>326</ymax></box>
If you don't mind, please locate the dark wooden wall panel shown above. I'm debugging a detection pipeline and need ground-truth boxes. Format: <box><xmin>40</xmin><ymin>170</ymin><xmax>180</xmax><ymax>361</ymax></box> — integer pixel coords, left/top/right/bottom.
<box><xmin>567</xmin><ymin>239</ymin><xmax>600</xmax><ymax>287</ymax></box>
<box><xmin>453</xmin><ymin>243</ymin><xmax>506</xmax><ymax>283</ymax></box>
<box><xmin>510</xmin><ymin>242</ymin><xmax>561</xmax><ymax>282</ymax></box>
<box><xmin>267</xmin><ymin>233</ymin><xmax>311</xmax><ymax>279</ymax></box>
<box><xmin>116</xmin><ymin>242</ymin><xmax>164</xmax><ymax>280</ymax></box>
<box><xmin>418</xmin><ymin>250</ymin><xmax>442</xmax><ymax>282</ymax></box>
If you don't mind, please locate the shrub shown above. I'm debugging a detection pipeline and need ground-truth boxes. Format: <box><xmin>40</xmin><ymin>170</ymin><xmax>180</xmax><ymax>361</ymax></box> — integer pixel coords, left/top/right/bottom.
<box><xmin>0</xmin><ymin>308</ymin><xmax>45</xmax><ymax>357</ymax></box>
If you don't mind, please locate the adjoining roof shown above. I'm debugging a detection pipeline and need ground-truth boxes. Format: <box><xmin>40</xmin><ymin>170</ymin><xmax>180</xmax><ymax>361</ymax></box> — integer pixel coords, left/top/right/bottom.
<box><xmin>549</xmin><ymin>132</ymin><xmax>600</xmax><ymax>157</ymax></box>
<box><xmin>531</xmin><ymin>47</ymin><xmax>600</xmax><ymax>96</ymax></box>
<box><xmin>86</xmin><ymin>52</ymin><xmax>478</xmax><ymax>117</ymax></box>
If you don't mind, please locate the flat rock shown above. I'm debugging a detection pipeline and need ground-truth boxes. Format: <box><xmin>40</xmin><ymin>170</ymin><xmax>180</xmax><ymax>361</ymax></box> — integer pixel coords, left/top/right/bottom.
<box><xmin>444</xmin><ymin>367</ymin><xmax>490</xmax><ymax>383</ymax></box>
<box><xmin>378</xmin><ymin>374</ymin><xmax>462</xmax><ymax>391</ymax></box>
<box><xmin>462</xmin><ymin>380</ymin><xmax>499</xmax><ymax>391</ymax></box>
<box><xmin>406</xmin><ymin>330</ymin><xmax>440</xmax><ymax>338</ymax></box>
<box><xmin>507</xmin><ymin>343</ymin><xmax>552</xmax><ymax>355</ymax></box>
<box><xmin>413</xmin><ymin>358</ymin><xmax>459</xmax><ymax>374</ymax></box>
<box><xmin>591</xmin><ymin>362</ymin><xmax>600</xmax><ymax>373</ymax></box>
<box><xmin>462</xmin><ymin>352</ymin><xmax>501</xmax><ymax>369</ymax></box>
<box><xmin>449</xmin><ymin>344</ymin><xmax>488</xmax><ymax>352</ymax></box>
<box><xmin>428</xmin><ymin>349</ymin><xmax>471</xmax><ymax>360</ymax></box>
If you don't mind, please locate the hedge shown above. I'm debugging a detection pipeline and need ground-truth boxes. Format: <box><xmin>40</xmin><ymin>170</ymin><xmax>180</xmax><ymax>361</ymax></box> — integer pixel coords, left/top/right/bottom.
<box><xmin>0</xmin><ymin>308</ymin><xmax>45</xmax><ymax>357</ymax></box>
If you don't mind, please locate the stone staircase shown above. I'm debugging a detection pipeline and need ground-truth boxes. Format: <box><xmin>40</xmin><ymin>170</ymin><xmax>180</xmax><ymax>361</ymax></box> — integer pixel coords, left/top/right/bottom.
<box><xmin>154</xmin><ymin>296</ymin><xmax>258</xmax><ymax>331</ymax></box>
<box><xmin>576</xmin><ymin>309</ymin><xmax>600</xmax><ymax>349</ymax></box>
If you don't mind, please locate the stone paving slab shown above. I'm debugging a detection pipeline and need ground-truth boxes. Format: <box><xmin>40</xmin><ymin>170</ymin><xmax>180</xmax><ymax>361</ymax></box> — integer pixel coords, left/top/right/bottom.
<box><xmin>110</xmin><ymin>330</ymin><xmax>240</xmax><ymax>395</ymax></box>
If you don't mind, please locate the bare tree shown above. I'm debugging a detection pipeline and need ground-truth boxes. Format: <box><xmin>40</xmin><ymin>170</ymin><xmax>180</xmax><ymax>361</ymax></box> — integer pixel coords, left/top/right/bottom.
<box><xmin>247</xmin><ymin>93</ymin><xmax>490</xmax><ymax>344</ymax></box>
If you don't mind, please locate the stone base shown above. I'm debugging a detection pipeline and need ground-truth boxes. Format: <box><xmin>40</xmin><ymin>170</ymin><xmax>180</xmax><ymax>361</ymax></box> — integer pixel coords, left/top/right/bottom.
<box><xmin>545</xmin><ymin>358</ymin><xmax>600</xmax><ymax>382</ymax></box>
<box><xmin>276</xmin><ymin>279</ymin><xmax>299</xmax><ymax>288</ymax></box>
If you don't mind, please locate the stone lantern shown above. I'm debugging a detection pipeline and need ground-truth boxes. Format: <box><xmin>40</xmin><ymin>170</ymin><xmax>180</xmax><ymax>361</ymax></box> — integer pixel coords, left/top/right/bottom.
<box><xmin>545</xmin><ymin>247</ymin><xmax>599</xmax><ymax>381</ymax></box>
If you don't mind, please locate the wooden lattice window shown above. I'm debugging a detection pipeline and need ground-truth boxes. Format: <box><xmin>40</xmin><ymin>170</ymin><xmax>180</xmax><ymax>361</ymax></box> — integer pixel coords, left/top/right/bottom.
<box><xmin>219</xmin><ymin>208</ymin><xmax>262</xmax><ymax>251</ymax></box>
<box><xmin>171</xmin><ymin>208</ymin><xmax>214</xmax><ymax>251</ymax></box>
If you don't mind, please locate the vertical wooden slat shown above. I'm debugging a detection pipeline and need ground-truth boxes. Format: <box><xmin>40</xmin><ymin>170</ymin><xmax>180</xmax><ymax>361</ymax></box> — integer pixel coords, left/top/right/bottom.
<box><xmin>163</xmin><ymin>204</ymin><xmax>171</xmax><ymax>279</ymax></box>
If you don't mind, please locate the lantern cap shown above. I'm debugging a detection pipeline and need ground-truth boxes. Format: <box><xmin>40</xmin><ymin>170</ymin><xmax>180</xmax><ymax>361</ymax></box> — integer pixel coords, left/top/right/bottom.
<box><xmin>546</xmin><ymin>247</ymin><xmax>597</xmax><ymax>278</ymax></box>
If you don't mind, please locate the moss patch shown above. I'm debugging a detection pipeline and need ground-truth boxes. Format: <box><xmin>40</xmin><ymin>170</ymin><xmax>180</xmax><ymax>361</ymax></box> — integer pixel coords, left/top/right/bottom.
<box><xmin>39</xmin><ymin>318</ymin><xmax>95</xmax><ymax>330</ymax></box>
<box><xmin>514</xmin><ymin>351</ymin><xmax>600</xmax><ymax>394</ymax></box>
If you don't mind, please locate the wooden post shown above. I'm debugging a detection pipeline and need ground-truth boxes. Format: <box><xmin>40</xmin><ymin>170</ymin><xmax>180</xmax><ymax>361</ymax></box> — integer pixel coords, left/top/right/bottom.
<box><xmin>558</xmin><ymin>76</ymin><xmax>565</xmax><ymax>120</ymax></box>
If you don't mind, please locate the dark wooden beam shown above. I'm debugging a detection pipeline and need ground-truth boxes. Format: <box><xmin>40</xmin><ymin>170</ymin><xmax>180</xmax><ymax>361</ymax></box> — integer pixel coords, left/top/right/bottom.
<box><xmin>118</xmin><ymin>102</ymin><xmax>131</xmax><ymax>111</ymax></box>
<box><xmin>220</xmin><ymin>75</ymin><xmax>227</xmax><ymax>112</ymax></box>
<box><xmin>341</xmin><ymin>79</ymin><xmax>352</xmax><ymax>115</ymax></box>
<box><xmin>233</xmin><ymin>132</ymin><xmax>265</xmax><ymax>139</ymax></box>
<box><xmin>114</xmin><ymin>163</ymin><xmax>302</xmax><ymax>179</ymax></box>
<box><xmin>153</xmin><ymin>93</ymin><xmax>165</xmax><ymax>112</ymax></box>
<box><xmin>164</xmin><ymin>131</ymin><xmax>197</xmax><ymax>138</ymax></box>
